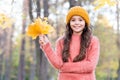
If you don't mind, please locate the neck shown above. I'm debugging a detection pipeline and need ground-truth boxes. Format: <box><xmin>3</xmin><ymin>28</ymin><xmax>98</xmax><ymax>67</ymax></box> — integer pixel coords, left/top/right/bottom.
<box><xmin>73</xmin><ymin>31</ymin><xmax>82</xmax><ymax>35</ymax></box>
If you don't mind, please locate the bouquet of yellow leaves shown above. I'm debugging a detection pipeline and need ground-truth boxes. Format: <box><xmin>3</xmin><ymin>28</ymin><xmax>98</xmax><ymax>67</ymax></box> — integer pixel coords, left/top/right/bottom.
<box><xmin>26</xmin><ymin>17</ymin><xmax>55</xmax><ymax>39</ymax></box>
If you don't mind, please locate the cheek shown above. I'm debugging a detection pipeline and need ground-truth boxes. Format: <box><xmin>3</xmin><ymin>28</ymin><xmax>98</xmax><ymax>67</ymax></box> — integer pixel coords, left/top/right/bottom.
<box><xmin>70</xmin><ymin>20</ymin><xmax>76</xmax><ymax>25</ymax></box>
<box><xmin>81</xmin><ymin>23</ymin><xmax>86</xmax><ymax>29</ymax></box>
<box><xmin>70</xmin><ymin>21</ymin><xmax>74</xmax><ymax>26</ymax></box>
<box><xmin>82</xmin><ymin>21</ymin><xmax>86</xmax><ymax>25</ymax></box>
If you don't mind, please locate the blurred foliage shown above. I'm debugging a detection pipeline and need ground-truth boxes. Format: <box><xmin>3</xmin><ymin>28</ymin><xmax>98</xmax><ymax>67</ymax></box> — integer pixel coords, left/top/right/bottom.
<box><xmin>93</xmin><ymin>0</ymin><xmax>116</xmax><ymax>10</ymax></box>
<box><xmin>0</xmin><ymin>13</ymin><xmax>13</xmax><ymax>29</ymax></box>
<box><xmin>93</xmin><ymin>14</ymin><xmax>119</xmax><ymax>80</ymax></box>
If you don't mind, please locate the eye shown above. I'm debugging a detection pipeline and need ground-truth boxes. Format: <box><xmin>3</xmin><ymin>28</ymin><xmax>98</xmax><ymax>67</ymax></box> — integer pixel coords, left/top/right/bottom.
<box><xmin>71</xmin><ymin>19</ymin><xmax>75</xmax><ymax>21</ymax></box>
<box><xmin>79</xmin><ymin>19</ymin><xmax>83</xmax><ymax>21</ymax></box>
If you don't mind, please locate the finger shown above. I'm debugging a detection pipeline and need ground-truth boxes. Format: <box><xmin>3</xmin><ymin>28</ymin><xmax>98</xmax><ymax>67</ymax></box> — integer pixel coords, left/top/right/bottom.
<box><xmin>39</xmin><ymin>40</ymin><xmax>44</xmax><ymax>45</ymax></box>
<box><xmin>39</xmin><ymin>36</ymin><xmax>44</xmax><ymax>41</ymax></box>
<box><xmin>39</xmin><ymin>34</ymin><xmax>44</xmax><ymax>37</ymax></box>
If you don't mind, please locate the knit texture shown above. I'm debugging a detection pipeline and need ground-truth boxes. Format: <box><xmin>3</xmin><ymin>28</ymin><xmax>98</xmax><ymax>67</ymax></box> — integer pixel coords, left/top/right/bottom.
<box><xmin>41</xmin><ymin>34</ymin><xmax>100</xmax><ymax>80</ymax></box>
<box><xmin>66</xmin><ymin>6</ymin><xmax>90</xmax><ymax>26</ymax></box>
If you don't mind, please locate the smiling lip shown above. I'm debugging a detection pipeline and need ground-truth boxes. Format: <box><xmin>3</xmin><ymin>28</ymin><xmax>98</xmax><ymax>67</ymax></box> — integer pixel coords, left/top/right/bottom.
<box><xmin>73</xmin><ymin>26</ymin><xmax>81</xmax><ymax>28</ymax></box>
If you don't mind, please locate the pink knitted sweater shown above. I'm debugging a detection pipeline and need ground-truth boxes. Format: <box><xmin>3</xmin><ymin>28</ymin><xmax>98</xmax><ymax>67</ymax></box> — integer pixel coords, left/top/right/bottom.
<box><xmin>41</xmin><ymin>34</ymin><xmax>100</xmax><ymax>80</ymax></box>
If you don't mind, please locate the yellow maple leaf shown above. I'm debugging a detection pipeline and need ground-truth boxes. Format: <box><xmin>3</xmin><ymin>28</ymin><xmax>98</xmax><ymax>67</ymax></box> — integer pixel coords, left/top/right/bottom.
<box><xmin>0</xmin><ymin>13</ymin><xmax>13</xmax><ymax>29</ymax></box>
<box><xmin>26</xmin><ymin>17</ymin><xmax>55</xmax><ymax>39</ymax></box>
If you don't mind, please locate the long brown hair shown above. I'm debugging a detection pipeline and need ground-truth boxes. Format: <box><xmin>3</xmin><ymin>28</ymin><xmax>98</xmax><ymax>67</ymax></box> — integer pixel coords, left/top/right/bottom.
<box><xmin>62</xmin><ymin>23</ymin><xmax>92</xmax><ymax>62</ymax></box>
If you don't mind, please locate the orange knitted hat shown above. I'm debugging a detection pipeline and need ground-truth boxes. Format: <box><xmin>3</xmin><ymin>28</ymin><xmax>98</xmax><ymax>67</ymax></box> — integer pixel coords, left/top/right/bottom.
<box><xmin>66</xmin><ymin>6</ymin><xmax>90</xmax><ymax>26</ymax></box>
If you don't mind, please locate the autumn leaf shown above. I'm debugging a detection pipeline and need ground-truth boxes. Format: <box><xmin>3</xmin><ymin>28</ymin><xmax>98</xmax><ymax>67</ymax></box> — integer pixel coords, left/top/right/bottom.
<box><xmin>0</xmin><ymin>13</ymin><xmax>13</xmax><ymax>29</ymax></box>
<box><xmin>93</xmin><ymin>0</ymin><xmax>116</xmax><ymax>10</ymax></box>
<box><xmin>26</xmin><ymin>17</ymin><xmax>55</xmax><ymax>39</ymax></box>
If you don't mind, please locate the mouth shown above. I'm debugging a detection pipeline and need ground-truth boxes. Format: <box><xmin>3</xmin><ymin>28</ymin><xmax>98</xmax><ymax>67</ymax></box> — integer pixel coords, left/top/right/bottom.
<box><xmin>73</xmin><ymin>26</ymin><xmax>81</xmax><ymax>29</ymax></box>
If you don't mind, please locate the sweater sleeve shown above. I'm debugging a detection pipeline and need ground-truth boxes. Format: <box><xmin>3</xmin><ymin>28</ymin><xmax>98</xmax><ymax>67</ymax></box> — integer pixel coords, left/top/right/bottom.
<box><xmin>41</xmin><ymin>38</ymin><xmax>63</xmax><ymax>70</ymax></box>
<box><xmin>60</xmin><ymin>36</ymin><xmax>100</xmax><ymax>73</ymax></box>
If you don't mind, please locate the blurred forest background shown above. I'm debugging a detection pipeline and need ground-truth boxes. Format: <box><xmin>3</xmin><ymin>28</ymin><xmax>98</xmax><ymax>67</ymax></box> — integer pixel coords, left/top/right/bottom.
<box><xmin>0</xmin><ymin>0</ymin><xmax>120</xmax><ymax>80</ymax></box>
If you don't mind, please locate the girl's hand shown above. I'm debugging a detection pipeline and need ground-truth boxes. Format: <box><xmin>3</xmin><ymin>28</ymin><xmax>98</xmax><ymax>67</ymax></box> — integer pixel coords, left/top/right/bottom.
<box><xmin>39</xmin><ymin>35</ymin><xmax>49</xmax><ymax>46</ymax></box>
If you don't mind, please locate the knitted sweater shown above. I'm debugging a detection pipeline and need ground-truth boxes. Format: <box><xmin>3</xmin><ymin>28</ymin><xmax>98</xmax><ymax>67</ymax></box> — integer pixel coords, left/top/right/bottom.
<box><xmin>41</xmin><ymin>34</ymin><xmax>100</xmax><ymax>80</ymax></box>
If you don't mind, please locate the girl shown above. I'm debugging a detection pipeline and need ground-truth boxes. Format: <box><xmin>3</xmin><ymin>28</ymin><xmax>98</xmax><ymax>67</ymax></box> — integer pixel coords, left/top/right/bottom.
<box><xmin>39</xmin><ymin>6</ymin><xmax>100</xmax><ymax>80</ymax></box>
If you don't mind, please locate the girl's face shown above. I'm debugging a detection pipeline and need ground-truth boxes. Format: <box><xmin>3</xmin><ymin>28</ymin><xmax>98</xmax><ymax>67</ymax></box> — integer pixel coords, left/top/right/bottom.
<box><xmin>70</xmin><ymin>16</ymin><xmax>85</xmax><ymax>35</ymax></box>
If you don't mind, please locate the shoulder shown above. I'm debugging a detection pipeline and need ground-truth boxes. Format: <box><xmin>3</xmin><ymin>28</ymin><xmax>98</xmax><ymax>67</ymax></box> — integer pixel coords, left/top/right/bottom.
<box><xmin>91</xmin><ymin>36</ymin><xmax>99</xmax><ymax>43</ymax></box>
<box><xmin>87</xmin><ymin>35</ymin><xmax>100</xmax><ymax>52</ymax></box>
<box><xmin>56</xmin><ymin>36</ymin><xmax>64</xmax><ymax>45</ymax></box>
<box><xmin>90</xmin><ymin>35</ymin><xmax>100</xmax><ymax>46</ymax></box>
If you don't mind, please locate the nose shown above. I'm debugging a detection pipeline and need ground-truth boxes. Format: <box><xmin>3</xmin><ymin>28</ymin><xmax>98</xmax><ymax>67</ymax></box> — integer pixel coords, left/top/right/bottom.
<box><xmin>75</xmin><ymin>20</ymin><xmax>80</xmax><ymax>25</ymax></box>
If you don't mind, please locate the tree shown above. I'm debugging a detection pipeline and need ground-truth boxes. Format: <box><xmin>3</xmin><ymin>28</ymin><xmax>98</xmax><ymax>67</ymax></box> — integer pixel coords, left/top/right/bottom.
<box><xmin>34</xmin><ymin>0</ymin><xmax>42</xmax><ymax>79</ymax></box>
<box><xmin>28</xmin><ymin>0</ymin><xmax>50</xmax><ymax>79</ymax></box>
<box><xmin>28</xmin><ymin>0</ymin><xmax>36</xmax><ymax>80</ymax></box>
<box><xmin>4</xmin><ymin>26</ymin><xmax>13</xmax><ymax>80</ymax></box>
<box><xmin>0</xmin><ymin>29</ymin><xmax>6</xmax><ymax>80</ymax></box>
<box><xmin>116</xmin><ymin>0</ymin><xmax>120</xmax><ymax>80</ymax></box>
<box><xmin>18</xmin><ymin>0</ymin><xmax>28</xmax><ymax>80</ymax></box>
<box><xmin>69</xmin><ymin>0</ymin><xmax>77</xmax><ymax>8</ymax></box>
<box><xmin>39</xmin><ymin>0</ymin><xmax>49</xmax><ymax>80</ymax></box>
<box><xmin>0</xmin><ymin>12</ymin><xmax>13</xmax><ymax>80</ymax></box>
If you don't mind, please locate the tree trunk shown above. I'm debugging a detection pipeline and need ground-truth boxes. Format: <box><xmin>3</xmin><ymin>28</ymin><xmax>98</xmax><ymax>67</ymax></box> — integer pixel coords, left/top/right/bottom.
<box><xmin>116</xmin><ymin>0</ymin><xmax>120</xmax><ymax>80</ymax></box>
<box><xmin>29</xmin><ymin>42</ymin><xmax>36</xmax><ymax>80</ymax></box>
<box><xmin>55</xmin><ymin>0</ymin><xmax>59</xmax><ymax>38</ymax></box>
<box><xmin>38</xmin><ymin>0</ymin><xmax>49</xmax><ymax>80</ymax></box>
<box><xmin>29</xmin><ymin>0</ymin><xmax>34</xmax><ymax>22</ymax></box>
<box><xmin>4</xmin><ymin>26</ymin><xmax>13</xmax><ymax>80</ymax></box>
<box><xmin>35</xmin><ymin>37</ymin><xmax>42</xmax><ymax>80</ymax></box>
<box><xmin>43</xmin><ymin>0</ymin><xmax>49</xmax><ymax>17</ymax></box>
<box><xmin>18</xmin><ymin>0</ymin><xmax>28</xmax><ymax>80</ymax></box>
<box><xmin>28</xmin><ymin>0</ymin><xmax>36</xmax><ymax>80</ymax></box>
<box><xmin>0</xmin><ymin>29</ymin><xmax>5</xmax><ymax>80</ymax></box>
<box><xmin>35</xmin><ymin>0</ymin><xmax>42</xmax><ymax>79</ymax></box>
<box><xmin>36</xmin><ymin>0</ymin><xmax>41</xmax><ymax>17</ymax></box>
<box><xmin>0</xmin><ymin>53</ymin><xmax>3</xmax><ymax>80</ymax></box>
<box><xmin>117</xmin><ymin>59</ymin><xmax>120</xmax><ymax>80</ymax></box>
<box><xmin>78</xmin><ymin>0</ymin><xmax>82</xmax><ymax>6</ymax></box>
<box><xmin>69</xmin><ymin>0</ymin><xmax>77</xmax><ymax>8</ymax></box>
